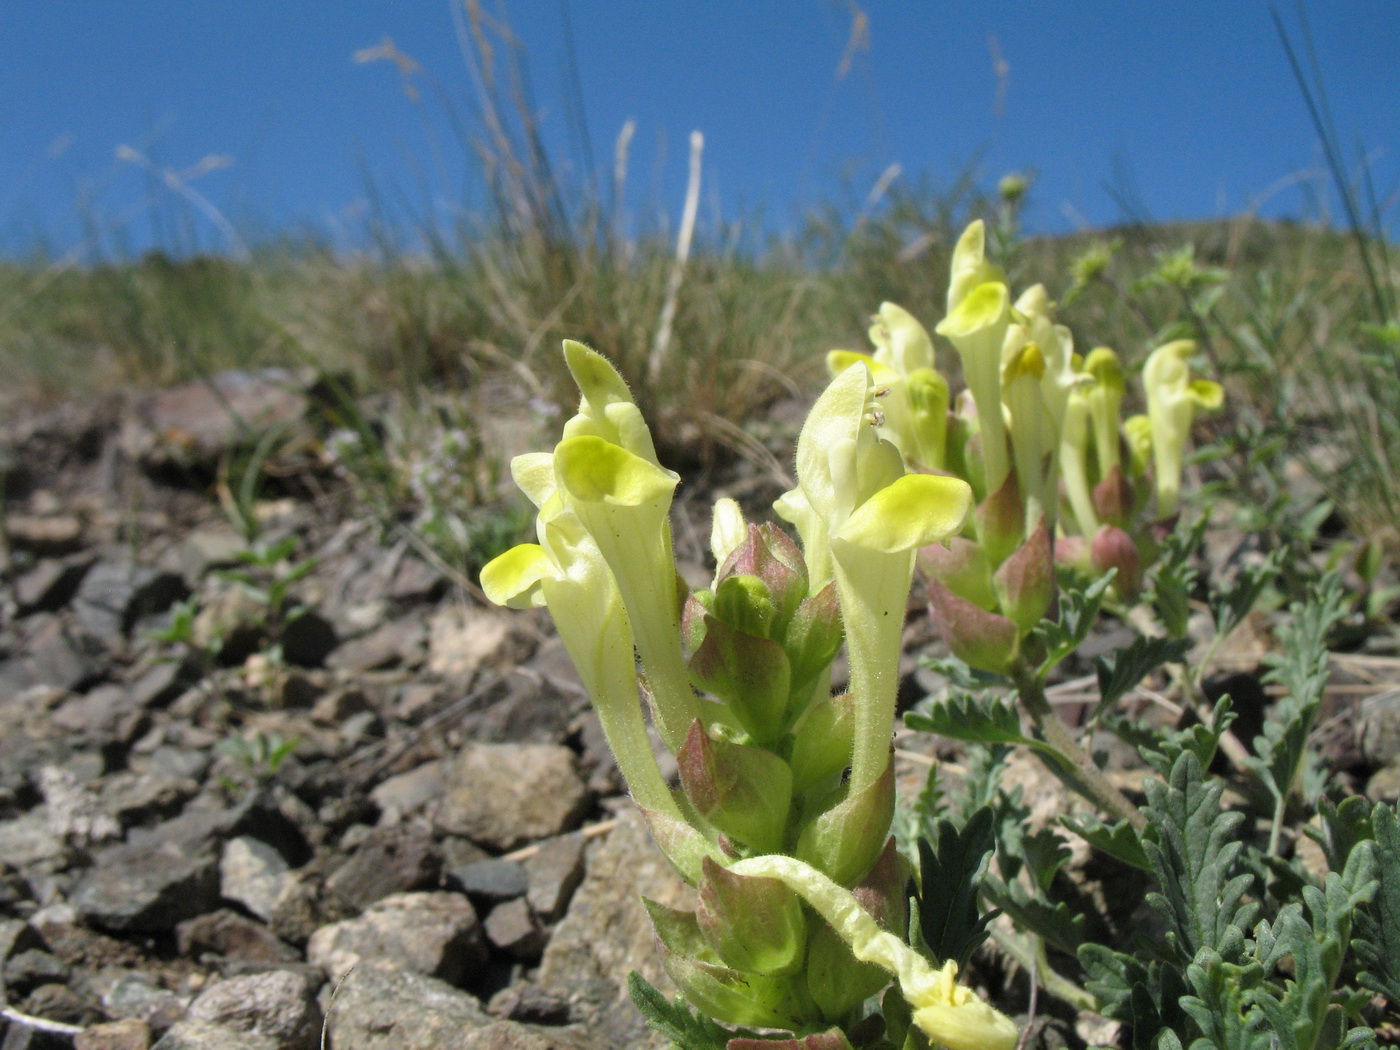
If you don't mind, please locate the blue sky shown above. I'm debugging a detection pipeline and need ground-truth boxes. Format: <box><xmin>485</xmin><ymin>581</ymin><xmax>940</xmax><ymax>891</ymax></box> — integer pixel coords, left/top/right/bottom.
<box><xmin>1</xmin><ymin>1</ymin><xmax>1395</xmax><ymax>257</ymax></box>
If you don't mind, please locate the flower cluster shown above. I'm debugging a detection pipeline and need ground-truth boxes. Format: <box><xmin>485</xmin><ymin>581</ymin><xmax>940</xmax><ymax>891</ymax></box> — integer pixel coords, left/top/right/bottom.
<box><xmin>481</xmin><ymin>341</ymin><xmax>1014</xmax><ymax>1047</ymax></box>
<box><xmin>829</xmin><ymin>220</ymin><xmax>1222</xmax><ymax>674</ymax></box>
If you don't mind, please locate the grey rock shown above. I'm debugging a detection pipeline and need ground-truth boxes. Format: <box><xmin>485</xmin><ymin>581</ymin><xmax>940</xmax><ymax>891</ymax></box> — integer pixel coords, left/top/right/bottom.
<box><xmin>14</xmin><ymin>556</ymin><xmax>94</xmax><ymax>616</ymax></box>
<box><xmin>51</xmin><ymin>684</ymin><xmax>139</xmax><ymax>741</ymax></box>
<box><xmin>535</xmin><ymin>810</ymin><xmax>689</xmax><ymax>1050</ymax></box>
<box><xmin>483</xmin><ymin>898</ymin><xmax>547</xmax><ymax>962</ymax></box>
<box><xmin>122</xmin><ymin>367</ymin><xmax>313</xmax><ymax>468</ymax></box>
<box><xmin>38</xmin><ymin>764</ymin><xmax>120</xmax><ymax>848</ymax></box>
<box><xmin>160</xmin><ymin>522</ymin><xmax>246</xmax><ymax>583</ymax></box>
<box><xmin>99</xmin><ymin>771</ymin><xmax>199</xmax><ymax>829</ymax></box>
<box><xmin>72</xmin><ymin>838</ymin><xmax>219</xmax><ymax>932</ymax></box>
<box><xmin>220</xmin><ymin>837</ymin><xmax>292</xmax><ymax>923</ymax></box>
<box><xmin>451</xmin><ymin>859</ymin><xmax>528</xmax><ymax>904</ymax></box>
<box><xmin>73</xmin><ymin>557</ymin><xmax>186</xmax><ymax>643</ymax></box>
<box><xmin>148</xmin><ymin>1019</ymin><xmax>278</xmax><ymax>1050</ymax></box>
<box><xmin>369</xmin><ymin>759</ymin><xmax>446</xmax><ymax>820</ymax></box>
<box><xmin>436</xmin><ymin>743</ymin><xmax>590</xmax><ymax>851</ymax></box>
<box><xmin>4</xmin><ymin>514</ymin><xmax>84</xmax><ymax>556</ymax></box>
<box><xmin>18</xmin><ymin>616</ymin><xmax>106</xmax><ymax>692</ymax></box>
<box><xmin>320</xmin><ymin>961</ymin><xmax>490</xmax><ymax>1050</ymax></box>
<box><xmin>325</xmin><ymin>615</ymin><xmax>426</xmax><ymax>673</ymax></box>
<box><xmin>0</xmin><ymin>918</ymin><xmax>43</xmax><ymax>969</ymax></box>
<box><xmin>306</xmin><ymin>890</ymin><xmax>485</xmax><ymax>985</ymax></box>
<box><xmin>176</xmin><ymin>909</ymin><xmax>298</xmax><ymax>965</ymax></box>
<box><xmin>1359</xmin><ymin>688</ymin><xmax>1400</xmax><ymax>767</ymax></box>
<box><xmin>187</xmin><ymin>969</ymin><xmax>322</xmax><ymax>1050</ymax></box>
<box><xmin>21</xmin><ymin>981</ymin><xmax>103</xmax><ymax>1026</ymax></box>
<box><xmin>127</xmin><ymin>658</ymin><xmax>201</xmax><ymax>710</ymax></box>
<box><xmin>523</xmin><ymin>834</ymin><xmax>586</xmax><ymax>923</ymax></box>
<box><xmin>4</xmin><ymin>948</ymin><xmax>70</xmax><ymax>993</ymax></box>
<box><xmin>325</xmin><ymin>823</ymin><xmax>441</xmax><ymax>913</ymax></box>
<box><xmin>0</xmin><ymin>812</ymin><xmax>66</xmax><ymax>869</ymax></box>
<box><xmin>101</xmin><ymin>973</ymin><xmax>188</xmax><ymax>1033</ymax></box>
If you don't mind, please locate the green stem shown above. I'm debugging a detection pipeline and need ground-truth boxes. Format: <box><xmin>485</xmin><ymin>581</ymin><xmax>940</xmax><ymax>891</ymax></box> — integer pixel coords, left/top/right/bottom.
<box><xmin>1013</xmin><ymin>662</ymin><xmax>1147</xmax><ymax>832</ymax></box>
<box><xmin>987</xmin><ymin>927</ymin><xmax>1097</xmax><ymax>1014</ymax></box>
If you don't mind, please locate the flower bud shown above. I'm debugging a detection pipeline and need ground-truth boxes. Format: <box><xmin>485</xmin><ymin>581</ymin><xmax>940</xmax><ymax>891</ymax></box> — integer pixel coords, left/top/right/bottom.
<box><xmin>974</xmin><ymin>471</ymin><xmax>1025</xmax><ymax>568</ymax></box>
<box><xmin>917</xmin><ymin>536</ymin><xmax>997</xmax><ymax>612</ymax></box>
<box><xmin>1091</xmin><ymin>524</ymin><xmax>1143</xmax><ymax>599</ymax></box>
<box><xmin>992</xmin><ymin>520</ymin><xmax>1054</xmax><ymax>634</ymax></box>
<box><xmin>926</xmin><ymin>578</ymin><xmax>1018</xmax><ymax>675</ymax></box>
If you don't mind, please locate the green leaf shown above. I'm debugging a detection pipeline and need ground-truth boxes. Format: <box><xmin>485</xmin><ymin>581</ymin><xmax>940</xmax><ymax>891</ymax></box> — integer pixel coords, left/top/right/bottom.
<box><xmin>905</xmin><ymin>692</ymin><xmax>1059</xmax><ymax>762</ymax></box>
<box><xmin>1094</xmin><ymin>635</ymin><xmax>1191</xmax><ymax>714</ymax></box>
<box><xmin>1248</xmin><ymin>575</ymin><xmax>1349</xmax><ymax>806</ymax></box>
<box><xmin>628</xmin><ymin>972</ymin><xmax>748</xmax><ymax>1050</ymax></box>
<box><xmin>1032</xmin><ymin>571</ymin><xmax>1115</xmax><ymax>671</ymax></box>
<box><xmin>1062</xmin><ymin>815</ymin><xmax>1152</xmax><ymax>872</ymax></box>
<box><xmin>909</xmin><ymin>807</ymin><xmax>1000</xmax><ymax>971</ymax></box>
<box><xmin>1210</xmin><ymin>549</ymin><xmax>1283</xmax><ymax>641</ymax></box>
<box><xmin>1146</xmin><ymin>517</ymin><xmax>1207</xmax><ymax>639</ymax></box>
<box><xmin>1355</xmin><ymin>801</ymin><xmax>1400</xmax><ymax>1004</ymax></box>
<box><xmin>1141</xmin><ymin>754</ymin><xmax>1257</xmax><ymax>967</ymax></box>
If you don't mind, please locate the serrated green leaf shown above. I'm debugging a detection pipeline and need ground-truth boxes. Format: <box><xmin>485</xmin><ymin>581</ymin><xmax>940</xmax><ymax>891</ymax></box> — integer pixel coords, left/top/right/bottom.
<box><xmin>1355</xmin><ymin>801</ymin><xmax>1400</xmax><ymax>1004</ymax></box>
<box><xmin>1063</xmin><ymin>815</ymin><xmax>1152</xmax><ymax>872</ymax></box>
<box><xmin>1094</xmin><ymin>635</ymin><xmax>1191</xmax><ymax>713</ymax></box>
<box><xmin>1146</xmin><ymin>517</ymin><xmax>1208</xmax><ymax>639</ymax></box>
<box><xmin>905</xmin><ymin>693</ymin><xmax>1058</xmax><ymax>761</ymax></box>
<box><xmin>910</xmin><ymin>807</ymin><xmax>1000</xmax><ymax>971</ymax></box>
<box><xmin>1033</xmin><ymin>571</ymin><xmax>1116</xmax><ymax>670</ymax></box>
<box><xmin>1142</xmin><ymin>754</ymin><xmax>1257</xmax><ymax>966</ymax></box>
<box><xmin>1210</xmin><ymin>550</ymin><xmax>1282</xmax><ymax>640</ymax></box>
<box><xmin>629</xmin><ymin>971</ymin><xmax>746</xmax><ymax>1050</ymax></box>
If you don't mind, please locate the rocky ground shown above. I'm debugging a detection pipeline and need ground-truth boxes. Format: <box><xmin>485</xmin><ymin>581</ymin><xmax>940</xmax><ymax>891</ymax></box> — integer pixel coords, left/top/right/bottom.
<box><xmin>0</xmin><ymin>369</ymin><xmax>1397</xmax><ymax>1050</ymax></box>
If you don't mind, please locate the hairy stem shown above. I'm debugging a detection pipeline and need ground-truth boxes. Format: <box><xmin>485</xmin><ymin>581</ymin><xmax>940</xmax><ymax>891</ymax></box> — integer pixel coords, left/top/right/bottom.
<box><xmin>1013</xmin><ymin>662</ymin><xmax>1147</xmax><ymax>832</ymax></box>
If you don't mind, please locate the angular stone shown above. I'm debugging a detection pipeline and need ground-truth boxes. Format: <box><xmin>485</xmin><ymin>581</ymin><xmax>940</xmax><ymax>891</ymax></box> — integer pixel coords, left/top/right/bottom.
<box><xmin>483</xmin><ymin>898</ymin><xmax>547</xmax><ymax>962</ymax></box>
<box><xmin>52</xmin><ymin>684</ymin><xmax>138</xmax><ymax>739</ymax></box>
<box><xmin>73</xmin><ymin>558</ymin><xmax>186</xmax><ymax>643</ymax></box>
<box><xmin>5</xmin><ymin>514</ymin><xmax>84</xmax><ymax>556</ymax></box>
<box><xmin>74</xmin><ymin>1018</ymin><xmax>152</xmax><ymax>1050</ymax></box>
<box><xmin>175</xmin><ymin>909</ymin><xmax>298</xmax><ymax>965</ymax></box>
<box><xmin>99</xmin><ymin>972</ymin><xmax>188</xmax><ymax>1032</ymax></box>
<box><xmin>0</xmin><ymin>812</ymin><xmax>67</xmax><ymax>869</ymax></box>
<box><xmin>325</xmin><ymin>615</ymin><xmax>426</xmax><ymax>673</ymax></box>
<box><xmin>22</xmin><ymin>981</ymin><xmax>103</xmax><ymax>1026</ymax></box>
<box><xmin>21</xmin><ymin>616</ymin><xmax>106</xmax><ymax>692</ymax></box>
<box><xmin>426</xmin><ymin>607</ymin><xmax>528</xmax><ymax>684</ymax></box>
<box><xmin>127</xmin><ymin>658</ymin><xmax>202</xmax><ymax>710</ymax></box>
<box><xmin>450</xmin><ymin>859</ymin><xmax>528</xmax><ymax>905</ymax></box>
<box><xmin>186</xmin><ymin>969</ymin><xmax>322</xmax><ymax>1050</ymax></box>
<box><xmin>220</xmin><ymin>837</ymin><xmax>292</xmax><ymax>923</ymax></box>
<box><xmin>436</xmin><ymin>744</ymin><xmax>590</xmax><ymax>851</ymax></box>
<box><xmin>148</xmin><ymin>1019</ymin><xmax>278</xmax><ymax>1050</ymax></box>
<box><xmin>523</xmin><ymin>834</ymin><xmax>586</xmax><ymax>923</ymax></box>
<box><xmin>306</xmin><ymin>890</ymin><xmax>485</xmax><ymax>985</ymax></box>
<box><xmin>122</xmin><ymin>368</ymin><xmax>313</xmax><ymax>469</ymax></box>
<box><xmin>72</xmin><ymin>838</ymin><xmax>219</xmax><ymax>933</ymax></box>
<box><xmin>320</xmin><ymin>961</ymin><xmax>490</xmax><ymax>1050</ymax></box>
<box><xmin>369</xmin><ymin>759</ymin><xmax>446</xmax><ymax>820</ymax></box>
<box><xmin>535</xmin><ymin>810</ymin><xmax>689</xmax><ymax>1050</ymax></box>
<box><xmin>4</xmin><ymin>948</ymin><xmax>71</xmax><ymax>994</ymax></box>
<box><xmin>14</xmin><ymin>556</ymin><xmax>93</xmax><ymax>616</ymax></box>
<box><xmin>325</xmin><ymin>823</ymin><xmax>441</xmax><ymax>913</ymax></box>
